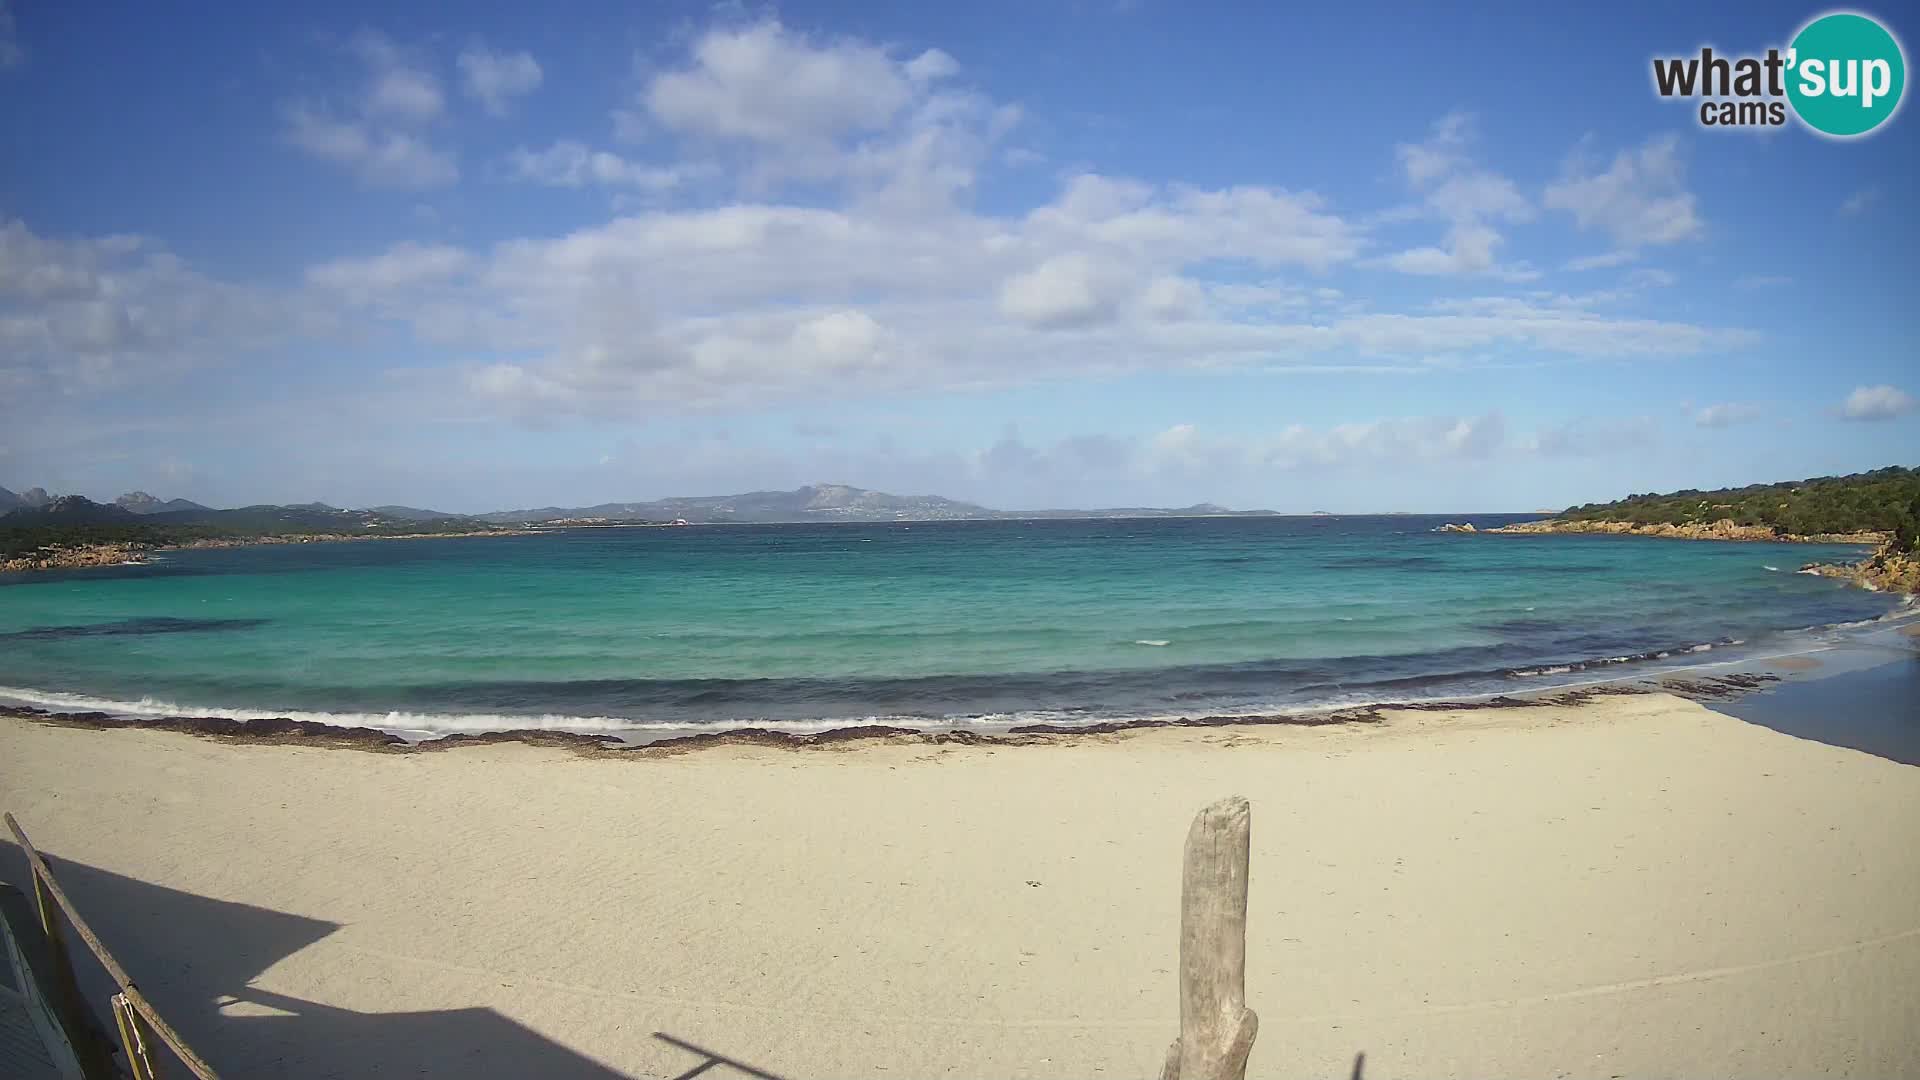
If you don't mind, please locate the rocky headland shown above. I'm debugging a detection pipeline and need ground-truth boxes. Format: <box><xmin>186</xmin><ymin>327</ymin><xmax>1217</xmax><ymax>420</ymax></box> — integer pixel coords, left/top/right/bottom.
<box><xmin>1796</xmin><ymin>544</ymin><xmax>1920</xmax><ymax>595</ymax></box>
<box><xmin>1465</xmin><ymin>518</ymin><xmax>1887</xmax><ymax>544</ymax></box>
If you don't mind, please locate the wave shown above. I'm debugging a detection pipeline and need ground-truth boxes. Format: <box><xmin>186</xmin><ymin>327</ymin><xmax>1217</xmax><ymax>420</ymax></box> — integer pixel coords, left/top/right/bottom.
<box><xmin>8</xmin><ymin>608</ymin><xmax>1913</xmax><ymax>743</ymax></box>
<box><xmin>1133</xmin><ymin>639</ymin><xmax>1170</xmax><ymax>647</ymax></box>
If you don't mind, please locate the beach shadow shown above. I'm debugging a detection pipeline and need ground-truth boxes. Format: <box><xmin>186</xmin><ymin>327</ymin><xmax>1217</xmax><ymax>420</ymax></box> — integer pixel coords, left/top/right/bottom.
<box><xmin>0</xmin><ymin>846</ymin><xmax>633</xmax><ymax>1078</ymax></box>
<box><xmin>655</xmin><ymin>1031</ymin><xmax>795</xmax><ymax>1080</ymax></box>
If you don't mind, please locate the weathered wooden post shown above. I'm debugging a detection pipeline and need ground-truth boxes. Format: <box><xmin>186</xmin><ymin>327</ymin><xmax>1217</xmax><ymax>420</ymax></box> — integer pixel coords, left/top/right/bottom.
<box><xmin>1160</xmin><ymin>796</ymin><xmax>1257</xmax><ymax>1080</ymax></box>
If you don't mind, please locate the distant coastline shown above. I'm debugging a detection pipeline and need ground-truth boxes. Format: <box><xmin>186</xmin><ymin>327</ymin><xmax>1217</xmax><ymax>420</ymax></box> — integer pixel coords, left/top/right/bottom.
<box><xmin>0</xmin><ymin>528</ymin><xmax>527</xmax><ymax>574</ymax></box>
<box><xmin>2</xmin><ymin>512</ymin><xmax>1532</xmax><ymax>574</ymax></box>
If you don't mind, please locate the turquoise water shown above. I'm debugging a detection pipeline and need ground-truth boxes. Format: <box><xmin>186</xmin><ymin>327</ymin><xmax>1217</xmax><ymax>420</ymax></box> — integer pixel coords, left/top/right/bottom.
<box><xmin>0</xmin><ymin>517</ymin><xmax>1904</xmax><ymax>739</ymax></box>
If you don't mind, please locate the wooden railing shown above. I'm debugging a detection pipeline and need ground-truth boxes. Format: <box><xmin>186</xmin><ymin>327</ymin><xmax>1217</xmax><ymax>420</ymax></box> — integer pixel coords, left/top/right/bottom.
<box><xmin>5</xmin><ymin>812</ymin><xmax>221</xmax><ymax>1080</ymax></box>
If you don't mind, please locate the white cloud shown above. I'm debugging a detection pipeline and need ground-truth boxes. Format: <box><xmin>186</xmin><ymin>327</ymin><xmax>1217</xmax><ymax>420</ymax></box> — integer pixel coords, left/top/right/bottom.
<box><xmin>1378</xmin><ymin>112</ymin><xmax>1534</xmax><ymax>278</ymax></box>
<box><xmin>0</xmin><ymin>220</ymin><xmax>302</xmax><ymax>392</ymax></box>
<box><xmin>1565</xmin><ymin>250</ymin><xmax>1636</xmax><ymax>271</ymax></box>
<box><xmin>283</xmin><ymin>31</ymin><xmax>458</xmax><ymax>188</ymax></box>
<box><xmin>1142</xmin><ymin>413</ymin><xmax>1509</xmax><ymax>475</ymax></box>
<box><xmin>1544</xmin><ymin>134</ymin><xmax>1701</xmax><ymax>248</ymax></box>
<box><xmin>306</xmin><ymin>243</ymin><xmax>472</xmax><ymax>294</ymax></box>
<box><xmin>645</xmin><ymin>19</ymin><xmax>947</xmax><ymax>146</ymax></box>
<box><xmin>1839</xmin><ymin>186</ymin><xmax>1880</xmax><ymax>216</ymax></box>
<box><xmin>10</xmin><ymin>18</ymin><xmax>1763</xmax><ymax>426</ymax></box>
<box><xmin>998</xmin><ymin>253</ymin><xmax>1127</xmax><ymax>328</ymax></box>
<box><xmin>1839</xmin><ymin>385</ymin><xmax>1917</xmax><ymax>421</ymax></box>
<box><xmin>1693</xmin><ymin>402</ymin><xmax>1760</xmax><ymax>428</ymax></box>
<box><xmin>509</xmin><ymin>141</ymin><xmax>687</xmax><ymax>192</ymax></box>
<box><xmin>284</xmin><ymin>108</ymin><xmax>458</xmax><ymax>189</ymax></box>
<box><xmin>352</xmin><ymin>31</ymin><xmax>444</xmax><ymax>122</ymax></box>
<box><xmin>631</xmin><ymin>17</ymin><xmax>1014</xmax><ymax>211</ymax></box>
<box><xmin>458</xmin><ymin>45</ymin><xmax>543</xmax><ymax>115</ymax></box>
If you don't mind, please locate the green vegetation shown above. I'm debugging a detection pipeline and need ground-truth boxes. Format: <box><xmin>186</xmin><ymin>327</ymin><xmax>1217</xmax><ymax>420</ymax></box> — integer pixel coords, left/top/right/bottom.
<box><xmin>0</xmin><ymin>517</ymin><xmax>498</xmax><ymax>560</ymax></box>
<box><xmin>1561</xmin><ymin>466</ymin><xmax>1920</xmax><ymax>548</ymax></box>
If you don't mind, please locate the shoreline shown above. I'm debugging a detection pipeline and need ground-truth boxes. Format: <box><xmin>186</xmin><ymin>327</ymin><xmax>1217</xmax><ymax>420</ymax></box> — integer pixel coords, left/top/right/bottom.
<box><xmin>0</xmin><ymin>674</ymin><xmax>1788</xmax><ymax>758</ymax></box>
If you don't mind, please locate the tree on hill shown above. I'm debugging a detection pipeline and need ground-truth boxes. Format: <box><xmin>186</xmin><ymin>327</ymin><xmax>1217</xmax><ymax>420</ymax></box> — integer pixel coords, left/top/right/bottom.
<box><xmin>1561</xmin><ymin>467</ymin><xmax>1920</xmax><ymax>537</ymax></box>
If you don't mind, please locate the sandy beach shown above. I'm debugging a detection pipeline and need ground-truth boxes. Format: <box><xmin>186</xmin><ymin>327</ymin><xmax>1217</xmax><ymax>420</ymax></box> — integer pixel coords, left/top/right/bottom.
<box><xmin>3</xmin><ymin>692</ymin><xmax>1918</xmax><ymax>1079</ymax></box>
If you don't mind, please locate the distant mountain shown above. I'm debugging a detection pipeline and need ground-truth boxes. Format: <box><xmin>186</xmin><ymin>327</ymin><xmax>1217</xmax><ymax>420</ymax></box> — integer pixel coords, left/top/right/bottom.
<box><xmin>2</xmin><ymin>495</ymin><xmax>136</xmax><ymax>525</ymax></box>
<box><xmin>0</xmin><ymin>486</ymin><xmax>52</xmax><ymax>513</ymax></box>
<box><xmin>366</xmin><ymin>505</ymin><xmax>468</xmax><ymax>522</ymax></box>
<box><xmin>3</xmin><ymin>481</ymin><xmax>1279</xmax><ymax>531</ymax></box>
<box><xmin>481</xmin><ymin>484</ymin><xmax>1275</xmax><ymax>525</ymax></box>
<box><xmin>115</xmin><ymin>491</ymin><xmax>211</xmax><ymax>515</ymax></box>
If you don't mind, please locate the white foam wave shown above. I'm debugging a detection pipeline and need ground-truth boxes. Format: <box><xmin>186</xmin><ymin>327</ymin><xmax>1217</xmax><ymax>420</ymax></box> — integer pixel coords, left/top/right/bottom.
<box><xmin>1133</xmin><ymin>639</ymin><xmax>1171</xmax><ymax>647</ymax></box>
<box><xmin>0</xmin><ymin>685</ymin><xmax>644</xmax><ymax>736</ymax></box>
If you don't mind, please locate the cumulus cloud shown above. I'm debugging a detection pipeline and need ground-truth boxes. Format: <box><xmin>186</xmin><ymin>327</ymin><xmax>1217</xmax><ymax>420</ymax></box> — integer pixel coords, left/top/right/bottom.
<box><xmin>1377</xmin><ymin>112</ymin><xmax>1535</xmax><ymax>279</ymax></box>
<box><xmin>458</xmin><ymin>44</ymin><xmax>542</xmax><ymax>115</ymax></box>
<box><xmin>352</xmin><ymin>31</ymin><xmax>445</xmax><ymax>121</ymax></box>
<box><xmin>0</xmin><ymin>220</ymin><xmax>301</xmax><ymax>392</ymax></box>
<box><xmin>509</xmin><ymin>141</ymin><xmax>687</xmax><ymax>192</ymax></box>
<box><xmin>1839</xmin><ymin>385</ymin><xmax>1917</xmax><ymax>421</ymax></box>
<box><xmin>646</xmin><ymin>19</ymin><xmax>948</xmax><ymax>146</ymax></box>
<box><xmin>629</xmin><ymin>17</ymin><xmax>1016</xmax><ymax>210</ymax></box>
<box><xmin>1693</xmin><ymin>402</ymin><xmax>1760</xmax><ymax>428</ymax></box>
<box><xmin>1545</xmin><ymin>134</ymin><xmax>1701</xmax><ymax>249</ymax></box>
<box><xmin>284</xmin><ymin>108</ymin><xmax>458</xmax><ymax>188</ymax></box>
<box><xmin>998</xmin><ymin>253</ymin><xmax>1127</xmax><ymax>328</ymax></box>
<box><xmin>282</xmin><ymin>31</ymin><xmax>457</xmax><ymax>188</ymax></box>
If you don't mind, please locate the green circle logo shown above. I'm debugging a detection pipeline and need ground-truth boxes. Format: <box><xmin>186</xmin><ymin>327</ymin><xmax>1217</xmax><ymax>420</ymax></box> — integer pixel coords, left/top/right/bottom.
<box><xmin>1787</xmin><ymin>12</ymin><xmax>1907</xmax><ymax>137</ymax></box>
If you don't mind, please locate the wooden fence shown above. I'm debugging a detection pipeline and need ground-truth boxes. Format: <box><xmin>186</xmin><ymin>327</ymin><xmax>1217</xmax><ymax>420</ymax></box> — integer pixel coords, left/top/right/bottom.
<box><xmin>4</xmin><ymin>812</ymin><xmax>220</xmax><ymax>1080</ymax></box>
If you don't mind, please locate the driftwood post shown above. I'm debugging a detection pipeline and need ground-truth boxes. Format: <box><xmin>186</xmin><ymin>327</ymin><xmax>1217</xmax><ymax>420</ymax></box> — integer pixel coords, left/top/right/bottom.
<box><xmin>1160</xmin><ymin>796</ymin><xmax>1257</xmax><ymax>1080</ymax></box>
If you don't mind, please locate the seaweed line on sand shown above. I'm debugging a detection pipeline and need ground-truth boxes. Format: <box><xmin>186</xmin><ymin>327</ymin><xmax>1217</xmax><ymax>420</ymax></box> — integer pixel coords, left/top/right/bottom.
<box><xmin>0</xmin><ymin>675</ymin><xmax>1777</xmax><ymax>759</ymax></box>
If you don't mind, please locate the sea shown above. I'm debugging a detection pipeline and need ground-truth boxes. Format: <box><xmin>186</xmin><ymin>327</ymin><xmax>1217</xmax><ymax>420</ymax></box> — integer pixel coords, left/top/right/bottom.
<box><xmin>0</xmin><ymin>516</ymin><xmax>1908</xmax><ymax>741</ymax></box>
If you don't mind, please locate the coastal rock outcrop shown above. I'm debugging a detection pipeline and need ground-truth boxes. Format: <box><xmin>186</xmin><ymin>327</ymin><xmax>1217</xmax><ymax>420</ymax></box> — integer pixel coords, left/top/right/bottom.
<box><xmin>1482</xmin><ymin>518</ymin><xmax>1886</xmax><ymax>544</ymax></box>
<box><xmin>1</xmin><ymin>543</ymin><xmax>148</xmax><ymax>573</ymax></box>
<box><xmin>1435</xmin><ymin>522</ymin><xmax>1478</xmax><ymax>533</ymax></box>
<box><xmin>1798</xmin><ymin>544</ymin><xmax>1920</xmax><ymax>595</ymax></box>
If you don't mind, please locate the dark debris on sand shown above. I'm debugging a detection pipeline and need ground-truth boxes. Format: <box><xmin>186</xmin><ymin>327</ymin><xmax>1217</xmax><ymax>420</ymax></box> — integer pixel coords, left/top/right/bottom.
<box><xmin>0</xmin><ymin>675</ymin><xmax>1782</xmax><ymax>758</ymax></box>
<box><xmin>0</xmin><ymin>704</ymin><xmax>406</xmax><ymax>750</ymax></box>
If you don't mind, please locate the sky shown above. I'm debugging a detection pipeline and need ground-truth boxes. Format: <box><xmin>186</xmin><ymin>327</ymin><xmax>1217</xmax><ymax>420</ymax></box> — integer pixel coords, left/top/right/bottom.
<box><xmin>0</xmin><ymin>0</ymin><xmax>1915</xmax><ymax>514</ymax></box>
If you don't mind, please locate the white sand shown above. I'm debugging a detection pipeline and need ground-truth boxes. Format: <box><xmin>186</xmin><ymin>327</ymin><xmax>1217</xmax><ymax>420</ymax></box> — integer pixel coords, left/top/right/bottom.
<box><xmin>3</xmin><ymin>693</ymin><xmax>1918</xmax><ymax>1078</ymax></box>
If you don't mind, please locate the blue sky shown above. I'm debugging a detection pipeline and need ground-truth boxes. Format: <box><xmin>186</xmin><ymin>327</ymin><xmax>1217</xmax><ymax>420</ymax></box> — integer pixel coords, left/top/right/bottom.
<box><xmin>0</xmin><ymin>0</ymin><xmax>1914</xmax><ymax>513</ymax></box>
